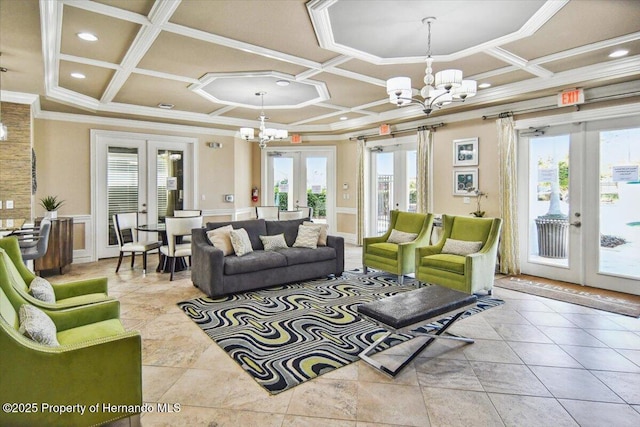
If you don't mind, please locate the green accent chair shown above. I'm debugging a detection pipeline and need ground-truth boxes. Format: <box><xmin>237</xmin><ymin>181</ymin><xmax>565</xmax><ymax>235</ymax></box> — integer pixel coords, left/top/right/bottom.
<box><xmin>0</xmin><ymin>248</ymin><xmax>142</xmax><ymax>427</ymax></box>
<box><xmin>363</xmin><ymin>210</ymin><xmax>434</xmax><ymax>284</ymax></box>
<box><xmin>415</xmin><ymin>215</ymin><xmax>502</xmax><ymax>294</ymax></box>
<box><xmin>0</xmin><ymin>237</ymin><xmax>113</xmax><ymax>310</ymax></box>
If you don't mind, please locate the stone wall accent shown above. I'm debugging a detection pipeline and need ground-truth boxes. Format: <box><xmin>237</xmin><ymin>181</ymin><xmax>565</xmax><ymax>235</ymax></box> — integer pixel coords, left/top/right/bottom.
<box><xmin>0</xmin><ymin>102</ymin><xmax>32</xmax><ymax>221</ymax></box>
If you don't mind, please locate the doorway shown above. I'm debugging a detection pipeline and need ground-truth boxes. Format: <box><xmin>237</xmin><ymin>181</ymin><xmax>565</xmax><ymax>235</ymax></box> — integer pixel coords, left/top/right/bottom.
<box><xmin>368</xmin><ymin>139</ymin><xmax>417</xmax><ymax>235</ymax></box>
<box><xmin>518</xmin><ymin>117</ymin><xmax>640</xmax><ymax>295</ymax></box>
<box><xmin>91</xmin><ymin>131</ymin><xmax>196</xmax><ymax>259</ymax></box>
<box><xmin>262</xmin><ymin>147</ymin><xmax>335</xmax><ymax>225</ymax></box>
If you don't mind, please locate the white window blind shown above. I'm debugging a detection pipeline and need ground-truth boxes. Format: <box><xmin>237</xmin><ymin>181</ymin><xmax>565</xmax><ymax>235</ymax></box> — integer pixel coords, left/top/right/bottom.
<box><xmin>107</xmin><ymin>147</ymin><xmax>139</xmax><ymax>245</ymax></box>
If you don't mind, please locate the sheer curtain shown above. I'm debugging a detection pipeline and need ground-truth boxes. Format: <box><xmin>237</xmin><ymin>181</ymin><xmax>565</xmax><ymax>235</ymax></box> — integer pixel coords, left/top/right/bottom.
<box><xmin>356</xmin><ymin>138</ymin><xmax>366</xmax><ymax>245</ymax></box>
<box><xmin>416</xmin><ymin>127</ymin><xmax>433</xmax><ymax>213</ymax></box>
<box><xmin>497</xmin><ymin>116</ymin><xmax>520</xmax><ymax>275</ymax></box>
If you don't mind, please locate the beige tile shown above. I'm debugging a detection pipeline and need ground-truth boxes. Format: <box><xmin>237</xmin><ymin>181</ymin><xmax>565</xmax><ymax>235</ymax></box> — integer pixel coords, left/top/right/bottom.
<box><xmin>529</xmin><ymin>366</ymin><xmax>623</xmax><ymax>402</ymax></box>
<box><xmin>507</xmin><ymin>342</ymin><xmax>581</xmax><ymax>368</ymax></box>
<box><xmin>159</xmin><ymin>368</ymin><xmax>244</xmax><ymax>407</ymax></box>
<box><xmin>537</xmin><ymin>326</ymin><xmax>607</xmax><ymax>347</ymax></box>
<box><xmin>357</xmin><ymin>382</ymin><xmax>429</xmax><ymax>426</ymax></box>
<box><xmin>559</xmin><ymin>400</ymin><xmax>640</xmax><ymax>427</ymax></box>
<box><xmin>287</xmin><ymin>379</ymin><xmax>358</xmax><ymax>420</ymax></box>
<box><xmin>414</xmin><ymin>358</ymin><xmax>483</xmax><ymax>391</ymax></box>
<box><xmin>560</xmin><ymin>345</ymin><xmax>640</xmax><ymax>372</ymax></box>
<box><xmin>493</xmin><ymin>324</ymin><xmax>553</xmax><ymax>343</ymax></box>
<box><xmin>422</xmin><ymin>387</ymin><xmax>503</xmax><ymax>427</ymax></box>
<box><xmin>618</xmin><ymin>349</ymin><xmax>640</xmax><ymax>366</ymax></box>
<box><xmin>462</xmin><ymin>339</ymin><xmax>523</xmax><ymax>364</ymax></box>
<box><xmin>141</xmin><ymin>405</ymin><xmax>285</xmax><ymax>427</ymax></box>
<box><xmin>519</xmin><ymin>311</ymin><xmax>577</xmax><ymax>327</ymax></box>
<box><xmin>357</xmin><ymin>354</ymin><xmax>419</xmax><ymax>385</ymax></box>
<box><xmin>585</xmin><ymin>329</ymin><xmax>640</xmax><ymax>350</ymax></box>
<box><xmin>591</xmin><ymin>371</ymin><xmax>640</xmax><ymax>405</ymax></box>
<box><xmin>488</xmin><ymin>394</ymin><xmax>578</xmax><ymax>427</ymax></box>
<box><xmin>470</xmin><ymin>361</ymin><xmax>551</xmax><ymax>396</ymax></box>
<box><xmin>559</xmin><ymin>313</ymin><xmax>627</xmax><ymax>330</ymax></box>
<box><xmin>448</xmin><ymin>315</ymin><xmax>503</xmax><ymax>340</ymax></box>
<box><xmin>322</xmin><ymin>361</ymin><xmax>359</xmax><ymax>381</ymax></box>
<box><xmin>142</xmin><ymin>366</ymin><xmax>187</xmax><ymax>402</ymax></box>
<box><xmin>221</xmin><ymin>373</ymin><xmax>292</xmax><ymax>413</ymax></box>
<box><xmin>282</xmin><ymin>415</ymin><xmax>357</xmax><ymax>427</ymax></box>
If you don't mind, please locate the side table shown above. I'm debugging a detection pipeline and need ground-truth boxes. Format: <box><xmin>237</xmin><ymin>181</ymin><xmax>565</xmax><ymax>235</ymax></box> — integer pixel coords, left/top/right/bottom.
<box><xmin>35</xmin><ymin>217</ymin><xmax>73</xmax><ymax>274</ymax></box>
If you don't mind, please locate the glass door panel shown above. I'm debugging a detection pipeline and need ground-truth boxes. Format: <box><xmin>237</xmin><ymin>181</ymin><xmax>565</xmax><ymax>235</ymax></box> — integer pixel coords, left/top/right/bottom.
<box><xmin>107</xmin><ymin>147</ymin><xmax>142</xmax><ymax>247</ymax></box>
<box><xmin>597</xmin><ymin>127</ymin><xmax>640</xmax><ymax>280</ymax></box>
<box><xmin>305</xmin><ymin>156</ymin><xmax>327</xmax><ymax>222</ymax></box>
<box><xmin>407</xmin><ymin>150</ymin><xmax>417</xmax><ymax>212</ymax></box>
<box><xmin>375</xmin><ymin>152</ymin><xmax>394</xmax><ymax>234</ymax></box>
<box><xmin>272</xmin><ymin>156</ymin><xmax>294</xmax><ymax>211</ymax></box>
<box><xmin>156</xmin><ymin>149</ymin><xmax>184</xmax><ymax>222</ymax></box>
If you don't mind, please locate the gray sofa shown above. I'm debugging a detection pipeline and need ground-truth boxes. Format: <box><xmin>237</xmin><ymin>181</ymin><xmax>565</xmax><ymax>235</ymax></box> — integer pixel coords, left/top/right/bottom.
<box><xmin>191</xmin><ymin>218</ymin><xmax>344</xmax><ymax>298</ymax></box>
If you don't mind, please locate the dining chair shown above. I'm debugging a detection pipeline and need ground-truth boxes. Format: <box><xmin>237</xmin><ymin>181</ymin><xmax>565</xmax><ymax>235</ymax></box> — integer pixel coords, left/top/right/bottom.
<box><xmin>296</xmin><ymin>206</ymin><xmax>313</xmax><ymax>219</ymax></box>
<box><xmin>160</xmin><ymin>216</ymin><xmax>203</xmax><ymax>281</ymax></box>
<box><xmin>256</xmin><ymin>206</ymin><xmax>279</xmax><ymax>220</ymax></box>
<box><xmin>278</xmin><ymin>210</ymin><xmax>306</xmax><ymax>220</ymax></box>
<box><xmin>9</xmin><ymin>219</ymin><xmax>52</xmax><ymax>269</ymax></box>
<box><xmin>174</xmin><ymin>209</ymin><xmax>202</xmax><ymax>217</ymax></box>
<box><xmin>113</xmin><ymin>213</ymin><xmax>161</xmax><ymax>274</ymax></box>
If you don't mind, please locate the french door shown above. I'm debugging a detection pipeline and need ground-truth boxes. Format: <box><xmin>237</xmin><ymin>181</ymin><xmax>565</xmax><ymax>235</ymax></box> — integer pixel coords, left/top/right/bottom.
<box><xmin>368</xmin><ymin>140</ymin><xmax>417</xmax><ymax>235</ymax></box>
<box><xmin>262</xmin><ymin>147</ymin><xmax>335</xmax><ymax>225</ymax></box>
<box><xmin>92</xmin><ymin>131</ymin><xmax>195</xmax><ymax>259</ymax></box>
<box><xmin>519</xmin><ymin>117</ymin><xmax>640</xmax><ymax>295</ymax></box>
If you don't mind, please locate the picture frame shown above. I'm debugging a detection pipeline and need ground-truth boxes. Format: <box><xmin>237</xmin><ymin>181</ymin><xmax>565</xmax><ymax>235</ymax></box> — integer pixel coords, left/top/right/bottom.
<box><xmin>453</xmin><ymin>137</ymin><xmax>478</xmax><ymax>166</ymax></box>
<box><xmin>453</xmin><ymin>168</ymin><xmax>478</xmax><ymax>196</ymax></box>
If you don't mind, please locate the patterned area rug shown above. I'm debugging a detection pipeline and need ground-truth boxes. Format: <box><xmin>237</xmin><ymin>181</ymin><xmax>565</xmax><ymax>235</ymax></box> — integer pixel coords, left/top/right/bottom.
<box><xmin>495</xmin><ymin>276</ymin><xmax>640</xmax><ymax>318</ymax></box>
<box><xmin>178</xmin><ymin>271</ymin><xmax>504</xmax><ymax>394</ymax></box>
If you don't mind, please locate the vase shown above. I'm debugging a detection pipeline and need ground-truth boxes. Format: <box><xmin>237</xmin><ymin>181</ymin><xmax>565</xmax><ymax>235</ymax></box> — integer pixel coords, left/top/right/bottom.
<box><xmin>46</xmin><ymin>210</ymin><xmax>58</xmax><ymax>219</ymax></box>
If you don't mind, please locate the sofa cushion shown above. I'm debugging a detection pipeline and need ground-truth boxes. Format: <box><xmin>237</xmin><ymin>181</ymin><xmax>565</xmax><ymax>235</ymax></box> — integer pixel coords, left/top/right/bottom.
<box><xmin>230</xmin><ymin>228</ymin><xmax>253</xmax><ymax>257</ymax></box>
<box><xmin>420</xmin><ymin>254</ymin><xmax>466</xmax><ymax>274</ymax></box>
<box><xmin>266</xmin><ymin>218</ymin><xmax>307</xmax><ymax>247</ymax></box>
<box><xmin>303</xmin><ymin>221</ymin><xmax>328</xmax><ymax>246</ymax></box>
<box><xmin>278</xmin><ymin>246</ymin><xmax>336</xmax><ymax>266</ymax></box>
<box><xmin>293</xmin><ymin>224</ymin><xmax>321</xmax><ymax>249</ymax></box>
<box><xmin>29</xmin><ymin>276</ymin><xmax>56</xmax><ymax>303</ymax></box>
<box><xmin>260</xmin><ymin>233</ymin><xmax>289</xmax><ymax>251</ymax></box>
<box><xmin>19</xmin><ymin>305</ymin><xmax>59</xmax><ymax>346</ymax></box>
<box><xmin>441</xmin><ymin>238</ymin><xmax>483</xmax><ymax>256</ymax></box>
<box><xmin>206</xmin><ymin>225</ymin><xmax>234</xmax><ymax>256</ymax></box>
<box><xmin>207</xmin><ymin>219</ymin><xmax>267</xmax><ymax>250</ymax></box>
<box><xmin>224</xmin><ymin>251</ymin><xmax>288</xmax><ymax>275</ymax></box>
<box><xmin>56</xmin><ymin>319</ymin><xmax>126</xmax><ymax>345</ymax></box>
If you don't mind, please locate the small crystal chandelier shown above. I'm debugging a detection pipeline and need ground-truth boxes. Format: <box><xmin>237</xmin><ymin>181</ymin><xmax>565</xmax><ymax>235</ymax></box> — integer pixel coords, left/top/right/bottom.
<box><xmin>386</xmin><ymin>17</ymin><xmax>477</xmax><ymax>116</ymax></box>
<box><xmin>239</xmin><ymin>92</ymin><xmax>288</xmax><ymax>149</ymax></box>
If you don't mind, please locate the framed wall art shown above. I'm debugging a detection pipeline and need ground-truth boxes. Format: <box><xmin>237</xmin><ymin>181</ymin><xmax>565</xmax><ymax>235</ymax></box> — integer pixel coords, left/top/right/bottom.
<box><xmin>453</xmin><ymin>137</ymin><xmax>478</xmax><ymax>166</ymax></box>
<box><xmin>453</xmin><ymin>168</ymin><xmax>478</xmax><ymax>196</ymax></box>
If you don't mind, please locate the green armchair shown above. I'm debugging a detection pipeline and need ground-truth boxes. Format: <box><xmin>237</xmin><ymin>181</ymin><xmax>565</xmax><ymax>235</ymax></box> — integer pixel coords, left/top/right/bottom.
<box><xmin>363</xmin><ymin>210</ymin><xmax>434</xmax><ymax>284</ymax></box>
<box><xmin>0</xmin><ymin>237</ymin><xmax>113</xmax><ymax>309</ymax></box>
<box><xmin>415</xmin><ymin>215</ymin><xmax>502</xmax><ymax>294</ymax></box>
<box><xmin>0</xmin><ymin>248</ymin><xmax>142</xmax><ymax>427</ymax></box>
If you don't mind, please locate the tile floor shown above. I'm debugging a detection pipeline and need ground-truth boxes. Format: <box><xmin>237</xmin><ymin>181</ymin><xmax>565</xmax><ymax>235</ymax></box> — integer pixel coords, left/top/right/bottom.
<box><xmin>47</xmin><ymin>244</ymin><xmax>640</xmax><ymax>427</ymax></box>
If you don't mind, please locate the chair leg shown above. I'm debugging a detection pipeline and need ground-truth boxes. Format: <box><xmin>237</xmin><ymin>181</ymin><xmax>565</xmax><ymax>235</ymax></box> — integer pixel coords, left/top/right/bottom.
<box><xmin>130</xmin><ymin>252</ymin><xmax>135</xmax><ymax>268</ymax></box>
<box><xmin>398</xmin><ymin>274</ymin><xmax>404</xmax><ymax>285</ymax></box>
<box><xmin>156</xmin><ymin>252</ymin><xmax>163</xmax><ymax>273</ymax></box>
<box><xmin>142</xmin><ymin>252</ymin><xmax>147</xmax><ymax>274</ymax></box>
<box><xmin>170</xmin><ymin>257</ymin><xmax>176</xmax><ymax>281</ymax></box>
<box><xmin>116</xmin><ymin>252</ymin><xmax>124</xmax><ymax>273</ymax></box>
<box><xmin>363</xmin><ymin>266</ymin><xmax>368</xmax><ymax>274</ymax></box>
<box><xmin>188</xmin><ymin>256</ymin><xmax>192</xmax><ymax>267</ymax></box>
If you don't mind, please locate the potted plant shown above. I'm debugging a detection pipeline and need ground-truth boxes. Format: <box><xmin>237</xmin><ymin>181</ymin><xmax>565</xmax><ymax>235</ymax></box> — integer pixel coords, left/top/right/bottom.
<box><xmin>467</xmin><ymin>188</ymin><xmax>487</xmax><ymax>217</ymax></box>
<box><xmin>40</xmin><ymin>195</ymin><xmax>65</xmax><ymax>219</ymax></box>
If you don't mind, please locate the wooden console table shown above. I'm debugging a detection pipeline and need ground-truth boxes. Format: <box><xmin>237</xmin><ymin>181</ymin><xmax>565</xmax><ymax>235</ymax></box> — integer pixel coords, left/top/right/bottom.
<box><xmin>35</xmin><ymin>217</ymin><xmax>73</xmax><ymax>274</ymax></box>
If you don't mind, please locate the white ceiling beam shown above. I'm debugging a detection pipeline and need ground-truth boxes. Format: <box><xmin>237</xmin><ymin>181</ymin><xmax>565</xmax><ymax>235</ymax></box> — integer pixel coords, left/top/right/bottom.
<box><xmin>61</xmin><ymin>0</ymin><xmax>150</xmax><ymax>25</ymax></box>
<box><xmin>132</xmin><ymin>68</ymin><xmax>199</xmax><ymax>84</ymax></box>
<box><xmin>208</xmin><ymin>105</ymin><xmax>237</xmax><ymax>117</ymax></box>
<box><xmin>485</xmin><ymin>47</ymin><xmax>554</xmax><ymax>79</ymax></box>
<box><xmin>59</xmin><ymin>54</ymin><xmax>120</xmax><ymax>70</ymax></box>
<box><xmin>531</xmin><ymin>31</ymin><xmax>640</xmax><ymax>65</ymax></box>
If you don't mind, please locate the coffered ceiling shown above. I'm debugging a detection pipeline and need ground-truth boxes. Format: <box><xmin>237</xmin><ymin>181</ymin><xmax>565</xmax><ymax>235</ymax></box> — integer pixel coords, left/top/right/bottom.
<box><xmin>1</xmin><ymin>0</ymin><xmax>639</xmax><ymax>136</ymax></box>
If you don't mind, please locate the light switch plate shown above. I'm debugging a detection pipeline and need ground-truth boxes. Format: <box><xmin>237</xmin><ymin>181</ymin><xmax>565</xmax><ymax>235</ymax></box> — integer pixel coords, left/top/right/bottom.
<box><xmin>6</xmin><ymin>200</ymin><xmax>14</xmax><ymax>209</ymax></box>
<box><xmin>463</xmin><ymin>197</ymin><xmax>470</xmax><ymax>204</ymax></box>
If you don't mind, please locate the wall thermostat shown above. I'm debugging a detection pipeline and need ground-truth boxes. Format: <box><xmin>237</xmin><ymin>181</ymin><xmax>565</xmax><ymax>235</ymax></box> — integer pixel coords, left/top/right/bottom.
<box><xmin>224</xmin><ymin>194</ymin><xmax>234</xmax><ymax>202</ymax></box>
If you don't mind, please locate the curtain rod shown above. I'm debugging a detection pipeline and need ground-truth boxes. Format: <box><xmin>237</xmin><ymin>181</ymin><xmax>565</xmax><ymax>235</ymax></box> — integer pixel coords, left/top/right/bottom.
<box><xmin>349</xmin><ymin>122</ymin><xmax>445</xmax><ymax>141</ymax></box>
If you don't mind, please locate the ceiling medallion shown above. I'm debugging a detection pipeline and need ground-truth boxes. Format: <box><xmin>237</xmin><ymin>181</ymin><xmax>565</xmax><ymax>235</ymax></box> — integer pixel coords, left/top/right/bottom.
<box><xmin>386</xmin><ymin>17</ymin><xmax>477</xmax><ymax>115</ymax></box>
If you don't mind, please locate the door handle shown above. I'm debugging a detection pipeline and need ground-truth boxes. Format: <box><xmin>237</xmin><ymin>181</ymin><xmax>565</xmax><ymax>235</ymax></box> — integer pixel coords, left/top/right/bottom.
<box><xmin>570</xmin><ymin>221</ymin><xmax>581</xmax><ymax>227</ymax></box>
<box><xmin>139</xmin><ymin>210</ymin><xmax>148</xmax><ymax>214</ymax></box>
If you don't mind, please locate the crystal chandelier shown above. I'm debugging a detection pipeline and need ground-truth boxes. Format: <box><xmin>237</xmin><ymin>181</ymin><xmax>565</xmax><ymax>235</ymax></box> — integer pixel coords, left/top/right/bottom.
<box><xmin>239</xmin><ymin>92</ymin><xmax>288</xmax><ymax>149</ymax></box>
<box><xmin>386</xmin><ymin>17</ymin><xmax>477</xmax><ymax>116</ymax></box>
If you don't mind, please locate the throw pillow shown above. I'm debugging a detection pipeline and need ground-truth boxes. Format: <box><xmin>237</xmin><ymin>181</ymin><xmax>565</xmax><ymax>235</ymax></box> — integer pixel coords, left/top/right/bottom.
<box><xmin>387</xmin><ymin>229</ymin><xmax>418</xmax><ymax>244</ymax></box>
<box><xmin>441</xmin><ymin>238</ymin><xmax>484</xmax><ymax>256</ymax></box>
<box><xmin>206</xmin><ymin>225</ymin><xmax>234</xmax><ymax>256</ymax></box>
<box><xmin>293</xmin><ymin>224</ymin><xmax>321</xmax><ymax>249</ymax></box>
<box><xmin>29</xmin><ymin>277</ymin><xmax>56</xmax><ymax>303</ymax></box>
<box><xmin>230</xmin><ymin>228</ymin><xmax>254</xmax><ymax>257</ymax></box>
<box><xmin>303</xmin><ymin>221</ymin><xmax>328</xmax><ymax>246</ymax></box>
<box><xmin>18</xmin><ymin>305</ymin><xmax>59</xmax><ymax>347</ymax></box>
<box><xmin>260</xmin><ymin>233</ymin><xmax>289</xmax><ymax>251</ymax></box>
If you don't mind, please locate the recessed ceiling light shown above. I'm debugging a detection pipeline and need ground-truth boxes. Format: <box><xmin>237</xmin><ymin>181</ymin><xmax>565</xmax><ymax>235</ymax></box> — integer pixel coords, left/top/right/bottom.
<box><xmin>275</xmin><ymin>80</ymin><xmax>290</xmax><ymax>86</ymax></box>
<box><xmin>158</xmin><ymin>103</ymin><xmax>175</xmax><ymax>109</ymax></box>
<box><xmin>478</xmin><ymin>83</ymin><xmax>491</xmax><ymax>89</ymax></box>
<box><xmin>609</xmin><ymin>49</ymin><xmax>629</xmax><ymax>58</ymax></box>
<box><xmin>77</xmin><ymin>32</ymin><xmax>98</xmax><ymax>42</ymax></box>
<box><xmin>70</xmin><ymin>72</ymin><xmax>86</xmax><ymax>79</ymax></box>
<box><xmin>339</xmin><ymin>116</ymin><xmax>348</xmax><ymax>121</ymax></box>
